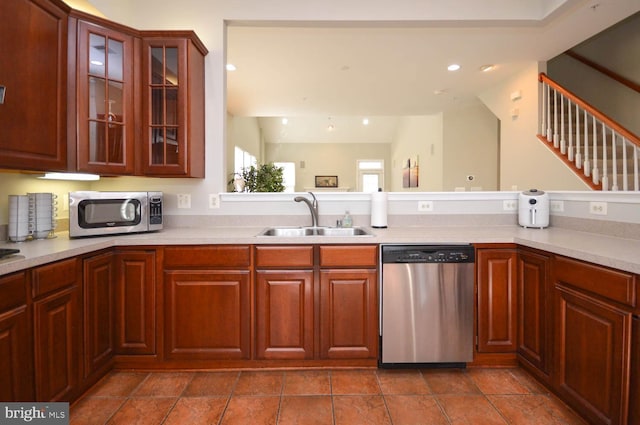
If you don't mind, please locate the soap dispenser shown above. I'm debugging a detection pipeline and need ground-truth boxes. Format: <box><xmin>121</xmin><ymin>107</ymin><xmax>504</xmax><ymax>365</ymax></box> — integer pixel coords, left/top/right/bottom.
<box><xmin>342</xmin><ymin>211</ymin><xmax>353</xmax><ymax>228</ymax></box>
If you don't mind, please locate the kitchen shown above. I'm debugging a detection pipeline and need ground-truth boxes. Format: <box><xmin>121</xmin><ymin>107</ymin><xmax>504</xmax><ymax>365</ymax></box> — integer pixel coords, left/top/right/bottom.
<box><xmin>1</xmin><ymin>0</ymin><xmax>640</xmax><ymax>424</ymax></box>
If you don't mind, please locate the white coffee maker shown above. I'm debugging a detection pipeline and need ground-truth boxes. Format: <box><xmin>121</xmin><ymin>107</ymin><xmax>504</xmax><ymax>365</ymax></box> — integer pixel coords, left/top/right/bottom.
<box><xmin>518</xmin><ymin>189</ymin><xmax>549</xmax><ymax>228</ymax></box>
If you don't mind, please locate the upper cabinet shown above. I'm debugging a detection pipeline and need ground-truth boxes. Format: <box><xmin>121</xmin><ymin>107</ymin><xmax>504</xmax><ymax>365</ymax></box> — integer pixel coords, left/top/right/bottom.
<box><xmin>1</xmin><ymin>3</ymin><xmax>207</xmax><ymax>177</ymax></box>
<box><xmin>141</xmin><ymin>33</ymin><xmax>206</xmax><ymax>177</ymax></box>
<box><xmin>0</xmin><ymin>0</ymin><xmax>69</xmax><ymax>171</ymax></box>
<box><xmin>72</xmin><ymin>16</ymin><xmax>136</xmax><ymax>174</ymax></box>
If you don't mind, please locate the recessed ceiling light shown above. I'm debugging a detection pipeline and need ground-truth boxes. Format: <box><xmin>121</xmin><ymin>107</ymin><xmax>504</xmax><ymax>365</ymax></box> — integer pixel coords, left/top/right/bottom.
<box><xmin>480</xmin><ymin>64</ymin><xmax>495</xmax><ymax>72</ymax></box>
<box><xmin>362</xmin><ymin>118</ymin><xmax>369</xmax><ymax>125</ymax></box>
<box><xmin>226</xmin><ymin>63</ymin><xmax>237</xmax><ymax>71</ymax></box>
<box><xmin>447</xmin><ymin>64</ymin><xmax>461</xmax><ymax>71</ymax></box>
<box><xmin>433</xmin><ymin>89</ymin><xmax>448</xmax><ymax>95</ymax></box>
<box><xmin>281</xmin><ymin>118</ymin><xmax>288</xmax><ymax>125</ymax></box>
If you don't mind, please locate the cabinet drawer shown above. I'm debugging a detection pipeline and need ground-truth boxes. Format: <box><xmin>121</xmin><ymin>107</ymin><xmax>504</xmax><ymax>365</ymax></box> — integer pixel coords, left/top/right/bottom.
<box><xmin>0</xmin><ymin>272</ymin><xmax>27</xmax><ymax>311</ymax></box>
<box><xmin>31</xmin><ymin>258</ymin><xmax>78</xmax><ymax>299</ymax></box>
<box><xmin>554</xmin><ymin>255</ymin><xmax>637</xmax><ymax>308</ymax></box>
<box><xmin>319</xmin><ymin>245</ymin><xmax>378</xmax><ymax>267</ymax></box>
<box><xmin>255</xmin><ymin>246</ymin><xmax>314</xmax><ymax>268</ymax></box>
<box><xmin>164</xmin><ymin>245</ymin><xmax>250</xmax><ymax>268</ymax></box>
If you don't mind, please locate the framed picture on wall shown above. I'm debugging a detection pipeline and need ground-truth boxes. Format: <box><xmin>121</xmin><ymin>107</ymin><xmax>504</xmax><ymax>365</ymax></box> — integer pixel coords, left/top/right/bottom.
<box><xmin>315</xmin><ymin>175</ymin><xmax>338</xmax><ymax>188</ymax></box>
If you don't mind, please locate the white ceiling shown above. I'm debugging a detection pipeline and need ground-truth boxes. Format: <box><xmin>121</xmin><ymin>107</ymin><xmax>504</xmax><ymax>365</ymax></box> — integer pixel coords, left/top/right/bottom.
<box><xmin>225</xmin><ymin>0</ymin><xmax>640</xmax><ymax>143</ymax></box>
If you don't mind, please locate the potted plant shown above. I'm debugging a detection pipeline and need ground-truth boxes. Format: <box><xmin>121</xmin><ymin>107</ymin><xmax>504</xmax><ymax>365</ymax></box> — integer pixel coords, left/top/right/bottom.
<box><xmin>229</xmin><ymin>163</ymin><xmax>285</xmax><ymax>192</ymax></box>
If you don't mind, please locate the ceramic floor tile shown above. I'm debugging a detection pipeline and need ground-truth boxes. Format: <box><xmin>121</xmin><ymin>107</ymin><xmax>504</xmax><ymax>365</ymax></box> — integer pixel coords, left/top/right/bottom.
<box><xmin>220</xmin><ymin>396</ymin><xmax>280</xmax><ymax>425</ymax></box>
<box><xmin>467</xmin><ymin>368</ymin><xmax>531</xmax><ymax>395</ymax></box>
<box><xmin>421</xmin><ymin>368</ymin><xmax>481</xmax><ymax>394</ymax></box>
<box><xmin>376</xmin><ymin>369</ymin><xmax>431</xmax><ymax>395</ymax></box>
<box><xmin>331</xmin><ymin>370</ymin><xmax>381</xmax><ymax>395</ymax></box>
<box><xmin>333</xmin><ymin>395</ymin><xmax>391</xmax><ymax>425</ymax></box>
<box><xmin>85</xmin><ymin>372</ymin><xmax>148</xmax><ymax>397</ymax></box>
<box><xmin>163</xmin><ymin>396</ymin><xmax>228</xmax><ymax>425</ymax></box>
<box><xmin>106</xmin><ymin>397</ymin><xmax>176</xmax><ymax>425</ymax></box>
<box><xmin>131</xmin><ymin>372</ymin><xmax>193</xmax><ymax>397</ymax></box>
<box><xmin>233</xmin><ymin>371</ymin><xmax>284</xmax><ymax>395</ymax></box>
<box><xmin>543</xmin><ymin>394</ymin><xmax>590</xmax><ymax>425</ymax></box>
<box><xmin>182</xmin><ymin>371</ymin><xmax>239</xmax><ymax>396</ymax></box>
<box><xmin>282</xmin><ymin>370</ymin><xmax>331</xmax><ymax>395</ymax></box>
<box><xmin>436</xmin><ymin>394</ymin><xmax>508</xmax><ymax>425</ymax></box>
<box><xmin>385</xmin><ymin>395</ymin><xmax>449</xmax><ymax>425</ymax></box>
<box><xmin>488</xmin><ymin>394</ymin><xmax>587</xmax><ymax>425</ymax></box>
<box><xmin>70</xmin><ymin>397</ymin><xmax>125</xmax><ymax>425</ymax></box>
<box><xmin>278</xmin><ymin>396</ymin><xmax>334</xmax><ymax>425</ymax></box>
<box><xmin>509</xmin><ymin>368</ymin><xmax>551</xmax><ymax>394</ymax></box>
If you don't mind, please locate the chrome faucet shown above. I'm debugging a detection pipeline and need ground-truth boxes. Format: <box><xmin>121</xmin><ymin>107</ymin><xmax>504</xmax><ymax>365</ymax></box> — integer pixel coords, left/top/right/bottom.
<box><xmin>294</xmin><ymin>192</ymin><xmax>319</xmax><ymax>227</ymax></box>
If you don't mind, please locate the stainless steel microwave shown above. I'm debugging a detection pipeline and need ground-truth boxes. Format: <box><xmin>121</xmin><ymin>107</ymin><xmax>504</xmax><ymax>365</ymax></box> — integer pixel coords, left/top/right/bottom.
<box><xmin>69</xmin><ymin>191</ymin><xmax>163</xmax><ymax>238</ymax></box>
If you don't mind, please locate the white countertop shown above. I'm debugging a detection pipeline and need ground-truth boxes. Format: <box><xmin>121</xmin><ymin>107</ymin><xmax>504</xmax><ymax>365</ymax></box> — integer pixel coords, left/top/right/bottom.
<box><xmin>1</xmin><ymin>225</ymin><xmax>639</xmax><ymax>275</ymax></box>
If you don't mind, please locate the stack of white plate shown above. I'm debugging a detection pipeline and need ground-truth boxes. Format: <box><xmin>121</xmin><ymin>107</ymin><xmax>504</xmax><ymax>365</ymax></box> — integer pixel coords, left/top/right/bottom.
<box><xmin>27</xmin><ymin>192</ymin><xmax>57</xmax><ymax>239</ymax></box>
<box><xmin>8</xmin><ymin>195</ymin><xmax>30</xmax><ymax>242</ymax></box>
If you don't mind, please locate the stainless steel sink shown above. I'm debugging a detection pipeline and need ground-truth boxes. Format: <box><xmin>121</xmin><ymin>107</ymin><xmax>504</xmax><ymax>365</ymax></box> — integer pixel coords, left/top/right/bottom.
<box><xmin>257</xmin><ymin>226</ymin><xmax>373</xmax><ymax>237</ymax></box>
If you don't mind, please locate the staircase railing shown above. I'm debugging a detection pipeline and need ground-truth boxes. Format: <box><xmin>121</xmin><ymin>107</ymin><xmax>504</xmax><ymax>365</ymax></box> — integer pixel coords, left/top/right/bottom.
<box><xmin>538</xmin><ymin>73</ymin><xmax>640</xmax><ymax>191</ymax></box>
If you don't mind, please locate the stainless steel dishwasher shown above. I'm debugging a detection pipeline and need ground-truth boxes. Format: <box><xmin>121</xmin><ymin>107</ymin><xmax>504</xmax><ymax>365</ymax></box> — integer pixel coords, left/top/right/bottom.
<box><xmin>380</xmin><ymin>244</ymin><xmax>475</xmax><ymax>367</ymax></box>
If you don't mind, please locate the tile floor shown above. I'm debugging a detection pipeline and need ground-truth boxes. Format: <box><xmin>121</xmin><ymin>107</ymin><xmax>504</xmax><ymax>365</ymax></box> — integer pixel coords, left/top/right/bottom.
<box><xmin>70</xmin><ymin>367</ymin><xmax>587</xmax><ymax>424</ymax></box>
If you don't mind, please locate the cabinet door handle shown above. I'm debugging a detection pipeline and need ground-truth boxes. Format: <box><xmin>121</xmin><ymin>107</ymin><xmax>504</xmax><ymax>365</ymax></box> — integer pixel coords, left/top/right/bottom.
<box><xmin>0</xmin><ymin>85</ymin><xmax>6</xmax><ymax>104</ymax></box>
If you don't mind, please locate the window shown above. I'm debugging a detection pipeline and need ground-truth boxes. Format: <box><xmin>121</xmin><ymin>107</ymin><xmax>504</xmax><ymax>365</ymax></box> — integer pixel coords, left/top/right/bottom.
<box><xmin>234</xmin><ymin>146</ymin><xmax>256</xmax><ymax>174</ymax></box>
<box><xmin>274</xmin><ymin>162</ymin><xmax>295</xmax><ymax>193</ymax></box>
<box><xmin>357</xmin><ymin>160</ymin><xmax>384</xmax><ymax>192</ymax></box>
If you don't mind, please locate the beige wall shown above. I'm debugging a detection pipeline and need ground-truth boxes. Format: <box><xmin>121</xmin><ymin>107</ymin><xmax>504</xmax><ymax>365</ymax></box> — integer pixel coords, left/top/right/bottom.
<box><xmin>390</xmin><ymin>115</ymin><xmax>443</xmax><ymax>192</ymax></box>
<box><xmin>443</xmin><ymin>103</ymin><xmax>499</xmax><ymax>191</ymax></box>
<box><xmin>265</xmin><ymin>142</ymin><xmax>391</xmax><ymax>192</ymax></box>
<box><xmin>226</xmin><ymin>115</ymin><xmax>262</xmax><ymax>182</ymax></box>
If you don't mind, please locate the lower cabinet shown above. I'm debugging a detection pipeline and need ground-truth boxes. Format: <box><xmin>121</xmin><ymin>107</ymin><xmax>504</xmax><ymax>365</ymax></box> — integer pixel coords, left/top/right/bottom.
<box><xmin>163</xmin><ymin>245</ymin><xmax>252</xmax><ymax>360</ymax></box>
<box><xmin>319</xmin><ymin>268</ymin><xmax>378</xmax><ymax>359</ymax></box>
<box><xmin>32</xmin><ymin>258</ymin><xmax>81</xmax><ymax>402</ymax></box>
<box><xmin>0</xmin><ymin>272</ymin><xmax>34</xmax><ymax>401</ymax></box>
<box><xmin>517</xmin><ymin>248</ymin><xmax>551</xmax><ymax>382</ymax></box>
<box><xmin>318</xmin><ymin>245</ymin><xmax>378</xmax><ymax>360</ymax></box>
<box><xmin>114</xmin><ymin>249</ymin><xmax>156</xmax><ymax>355</ymax></box>
<box><xmin>476</xmin><ymin>247</ymin><xmax>518</xmax><ymax>353</ymax></box>
<box><xmin>83</xmin><ymin>251</ymin><xmax>115</xmax><ymax>379</ymax></box>
<box><xmin>552</xmin><ymin>256</ymin><xmax>635</xmax><ymax>425</ymax></box>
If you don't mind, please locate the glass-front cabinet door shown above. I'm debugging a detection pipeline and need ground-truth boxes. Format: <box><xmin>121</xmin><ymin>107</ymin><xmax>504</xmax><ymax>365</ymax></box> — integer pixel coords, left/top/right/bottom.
<box><xmin>142</xmin><ymin>36</ymin><xmax>206</xmax><ymax>177</ymax></box>
<box><xmin>77</xmin><ymin>21</ymin><xmax>134</xmax><ymax>174</ymax></box>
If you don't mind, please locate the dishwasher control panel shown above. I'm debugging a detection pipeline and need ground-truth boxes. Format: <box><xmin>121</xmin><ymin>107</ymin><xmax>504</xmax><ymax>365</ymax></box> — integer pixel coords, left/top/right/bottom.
<box><xmin>382</xmin><ymin>245</ymin><xmax>475</xmax><ymax>263</ymax></box>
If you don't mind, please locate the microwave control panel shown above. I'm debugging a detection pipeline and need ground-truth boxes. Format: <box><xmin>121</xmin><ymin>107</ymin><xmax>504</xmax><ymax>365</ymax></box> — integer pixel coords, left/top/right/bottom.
<box><xmin>149</xmin><ymin>194</ymin><xmax>163</xmax><ymax>225</ymax></box>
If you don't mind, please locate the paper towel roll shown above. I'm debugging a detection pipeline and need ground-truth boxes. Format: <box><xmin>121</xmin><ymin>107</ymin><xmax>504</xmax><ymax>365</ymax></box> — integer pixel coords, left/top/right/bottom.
<box><xmin>370</xmin><ymin>190</ymin><xmax>388</xmax><ymax>228</ymax></box>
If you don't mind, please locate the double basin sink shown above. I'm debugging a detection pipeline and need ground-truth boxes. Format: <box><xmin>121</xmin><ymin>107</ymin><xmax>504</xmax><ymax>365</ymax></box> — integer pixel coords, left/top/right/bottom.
<box><xmin>257</xmin><ymin>226</ymin><xmax>373</xmax><ymax>237</ymax></box>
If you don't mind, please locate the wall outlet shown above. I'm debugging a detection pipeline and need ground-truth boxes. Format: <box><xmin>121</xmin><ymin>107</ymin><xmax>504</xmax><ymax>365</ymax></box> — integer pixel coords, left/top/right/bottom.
<box><xmin>177</xmin><ymin>193</ymin><xmax>191</xmax><ymax>209</ymax></box>
<box><xmin>550</xmin><ymin>200</ymin><xmax>564</xmax><ymax>212</ymax></box>
<box><xmin>503</xmin><ymin>200</ymin><xmax>517</xmax><ymax>211</ymax></box>
<box><xmin>417</xmin><ymin>200</ymin><xmax>434</xmax><ymax>212</ymax></box>
<box><xmin>589</xmin><ymin>201</ymin><xmax>607</xmax><ymax>215</ymax></box>
<box><xmin>209</xmin><ymin>193</ymin><xmax>220</xmax><ymax>209</ymax></box>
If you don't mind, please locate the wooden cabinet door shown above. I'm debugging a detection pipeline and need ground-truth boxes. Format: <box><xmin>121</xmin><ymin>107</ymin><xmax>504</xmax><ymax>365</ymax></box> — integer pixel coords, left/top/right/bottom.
<box><xmin>75</xmin><ymin>19</ymin><xmax>135</xmax><ymax>174</ymax></box>
<box><xmin>256</xmin><ymin>270</ymin><xmax>314</xmax><ymax>359</ymax></box>
<box><xmin>517</xmin><ymin>249</ymin><xmax>551</xmax><ymax>379</ymax></box>
<box><xmin>83</xmin><ymin>252</ymin><xmax>115</xmax><ymax>378</ymax></box>
<box><xmin>319</xmin><ymin>269</ymin><xmax>378</xmax><ymax>359</ymax></box>
<box><xmin>477</xmin><ymin>249</ymin><xmax>518</xmax><ymax>353</ymax></box>
<box><xmin>164</xmin><ymin>270</ymin><xmax>250</xmax><ymax>359</ymax></box>
<box><xmin>0</xmin><ymin>272</ymin><xmax>33</xmax><ymax>401</ymax></box>
<box><xmin>33</xmin><ymin>285</ymin><xmax>81</xmax><ymax>401</ymax></box>
<box><xmin>140</xmin><ymin>35</ymin><xmax>205</xmax><ymax>177</ymax></box>
<box><xmin>0</xmin><ymin>0</ymin><xmax>68</xmax><ymax>171</ymax></box>
<box><xmin>554</xmin><ymin>284</ymin><xmax>631</xmax><ymax>425</ymax></box>
<box><xmin>114</xmin><ymin>250</ymin><xmax>156</xmax><ymax>355</ymax></box>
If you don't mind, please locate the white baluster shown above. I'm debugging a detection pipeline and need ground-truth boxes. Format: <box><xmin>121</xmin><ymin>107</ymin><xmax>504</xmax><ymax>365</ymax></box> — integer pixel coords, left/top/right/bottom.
<box><xmin>560</xmin><ymin>96</ymin><xmax>566</xmax><ymax>154</ymax></box>
<box><xmin>546</xmin><ymin>85</ymin><xmax>552</xmax><ymax>141</ymax></box>
<box><xmin>575</xmin><ymin>103</ymin><xmax>581</xmax><ymax>168</ymax></box>
<box><xmin>567</xmin><ymin>99</ymin><xmax>573</xmax><ymax>161</ymax></box>
<box><xmin>583</xmin><ymin>111</ymin><xmax>590</xmax><ymax>177</ymax></box>
<box><xmin>621</xmin><ymin>134</ymin><xmax>628</xmax><ymax>191</ymax></box>
<box><xmin>592</xmin><ymin>116</ymin><xmax>599</xmax><ymax>185</ymax></box>
<box><xmin>632</xmin><ymin>145</ymin><xmax>640</xmax><ymax>191</ymax></box>
<box><xmin>553</xmin><ymin>90</ymin><xmax>559</xmax><ymax>147</ymax></box>
<box><xmin>606</xmin><ymin>125</ymin><xmax>614</xmax><ymax>191</ymax></box>
<box><xmin>540</xmin><ymin>81</ymin><xmax>546</xmax><ymax>136</ymax></box>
